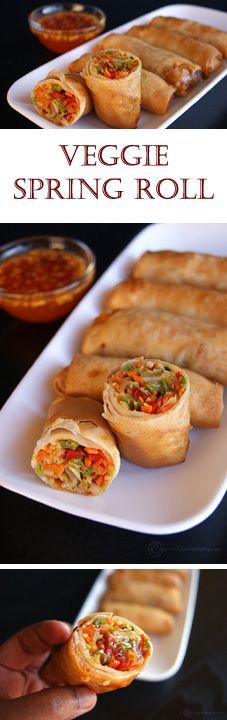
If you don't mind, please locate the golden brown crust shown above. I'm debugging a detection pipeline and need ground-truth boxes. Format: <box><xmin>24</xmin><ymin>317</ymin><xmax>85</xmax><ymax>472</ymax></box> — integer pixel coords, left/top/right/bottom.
<box><xmin>97</xmin><ymin>34</ymin><xmax>202</xmax><ymax>95</ymax></box>
<box><xmin>81</xmin><ymin>309</ymin><xmax>227</xmax><ymax>385</ymax></box>
<box><xmin>152</xmin><ymin>16</ymin><xmax>227</xmax><ymax>58</ymax></box>
<box><xmin>111</xmin><ymin>569</ymin><xmax>186</xmax><ymax>588</ymax></box>
<box><xmin>105</xmin><ymin>578</ymin><xmax>183</xmax><ymax>614</ymax></box>
<box><xmin>53</xmin><ymin>355</ymin><xmax>224</xmax><ymax>429</ymax></box>
<box><xmin>43</xmin><ymin>613</ymin><xmax>152</xmax><ymax>693</ymax></box>
<box><xmin>100</xmin><ymin>600</ymin><xmax>174</xmax><ymax>635</ymax></box>
<box><xmin>106</xmin><ymin>278</ymin><xmax>227</xmax><ymax>326</ymax></box>
<box><xmin>68</xmin><ymin>53</ymin><xmax>175</xmax><ymax>114</ymax></box>
<box><xmin>132</xmin><ymin>250</ymin><xmax>227</xmax><ymax>290</ymax></box>
<box><xmin>103</xmin><ymin>358</ymin><xmax>190</xmax><ymax>468</ymax></box>
<box><xmin>128</xmin><ymin>24</ymin><xmax>222</xmax><ymax>76</ymax></box>
<box><xmin>82</xmin><ymin>50</ymin><xmax>141</xmax><ymax>128</ymax></box>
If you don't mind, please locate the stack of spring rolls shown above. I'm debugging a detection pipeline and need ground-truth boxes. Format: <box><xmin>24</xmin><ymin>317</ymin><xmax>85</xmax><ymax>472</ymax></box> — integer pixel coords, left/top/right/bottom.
<box><xmin>33</xmin><ymin>248</ymin><xmax>226</xmax><ymax>494</ymax></box>
<box><xmin>100</xmin><ymin>569</ymin><xmax>187</xmax><ymax>634</ymax></box>
<box><xmin>31</xmin><ymin>14</ymin><xmax>227</xmax><ymax>127</ymax></box>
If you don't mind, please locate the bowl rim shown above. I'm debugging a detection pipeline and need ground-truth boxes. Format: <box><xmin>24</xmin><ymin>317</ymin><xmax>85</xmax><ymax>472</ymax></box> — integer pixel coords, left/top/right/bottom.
<box><xmin>0</xmin><ymin>235</ymin><xmax>96</xmax><ymax>300</ymax></box>
<box><xmin>28</xmin><ymin>3</ymin><xmax>106</xmax><ymax>35</ymax></box>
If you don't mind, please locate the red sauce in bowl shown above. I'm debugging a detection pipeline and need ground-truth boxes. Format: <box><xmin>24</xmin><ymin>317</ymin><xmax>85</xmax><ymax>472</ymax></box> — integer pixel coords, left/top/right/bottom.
<box><xmin>31</xmin><ymin>9</ymin><xmax>105</xmax><ymax>53</ymax></box>
<box><xmin>0</xmin><ymin>248</ymin><xmax>95</xmax><ymax>322</ymax></box>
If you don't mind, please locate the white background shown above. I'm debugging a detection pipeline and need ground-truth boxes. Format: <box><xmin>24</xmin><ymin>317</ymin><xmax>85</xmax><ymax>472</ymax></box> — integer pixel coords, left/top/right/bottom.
<box><xmin>1</xmin><ymin>129</ymin><xmax>227</xmax><ymax>223</ymax></box>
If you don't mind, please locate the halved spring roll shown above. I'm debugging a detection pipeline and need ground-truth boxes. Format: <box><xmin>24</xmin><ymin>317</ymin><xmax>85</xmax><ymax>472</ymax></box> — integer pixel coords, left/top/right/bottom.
<box><xmin>103</xmin><ymin>357</ymin><xmax>190</xmax><ymax>467</ymax></box>
<box><xmin>42</xmin><ymin>612</ymin><xmax>152</xmax><ymax>692</ymax></box>
<box><xmin>81</xmin><ymin>309</ymin><xmax>227</xmax><ymax>385</ymax></box>
<box><xmin>111</xmin><ymin>569</ymin><xmax>187</xmax><ymax>588</ymax></box>
<box><xmin>100</xmin><ymin>601</ymin><xmax>174</xmax><ymax>635</ymax></box>
<box><xmin>68</xmin><ymin>54</ymin><xmax>175</xmax><ymax>114</ymax></box>
<box><xmin>128</xmin><ymin>24</ymin><xmax>223</xmax><ymax>76</ymax></box>
<box><xmin>97</xmin><ymin>33</ymin><xmax>202</xmax><ymax>95</ymax></box>
<box><xmin>132</xmin><ymin>250</ymin><xmax>227</xmax><ymax>291</ymax></box>
<box><xmin>82</xmin><ymin>49</ymin><xmax>142</xmax><ymax>128</ymax></box>
<box><xmin>107</xmin><ymin>278</ymin><xmax>227</xmax><ymax>327</ymax></box>
<box><xmin>31</xmin><ymin>396</ymin><xmax>120</xmax><ymax>495</ymax></box>
<box><xmin>31</xmin><ymin>70</ymin><xmax>92</xmax><ymax>126</ymax></box>
<box><xmin>53</xmin><ymin>354</ymin><xmax>223</xmax><ymax>429</ymax></box>
<box><xmin>152</xmin><ymin>16</ymin><xmax>227</xmax><ymax>59</ymax></box>
<box><xmin>105</xmin><ymin>578</ymin><xmax>183</xmax><ymax>614</ymax></box>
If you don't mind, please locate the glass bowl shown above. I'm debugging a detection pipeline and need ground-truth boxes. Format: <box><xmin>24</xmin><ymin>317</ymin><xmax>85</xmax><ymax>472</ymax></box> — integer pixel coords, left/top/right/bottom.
<box><xmin>28</xmin><ymin>3</ymin><xmax>106</xmax><ymax>53</ymax></box>
<box><xmin>0</xmin><ymin>236</ymin><xmax>96</xmax><ymax>323</ymax></box>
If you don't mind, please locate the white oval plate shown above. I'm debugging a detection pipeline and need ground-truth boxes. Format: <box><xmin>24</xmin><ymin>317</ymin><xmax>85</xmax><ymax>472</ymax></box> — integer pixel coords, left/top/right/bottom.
<box><xmin>73</xmin><ymin>569</ymin><xmax>200</xmax><ymax>681</ymax></box>
<box><xmin>7</xmin><ymin>4</ymin><xmax>227</xmax><ymax>130</ymax></box>
<box><xmin>0</xmin><ymin>224</ymin><xmax>227</xmax><ymax>535</ymax></box>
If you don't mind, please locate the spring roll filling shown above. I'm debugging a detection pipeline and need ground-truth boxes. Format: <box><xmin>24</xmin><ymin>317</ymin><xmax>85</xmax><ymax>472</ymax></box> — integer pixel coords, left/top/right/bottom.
<box><xmin>93</xmin><ymin>50</ymin><xmax>140</xmax><ymax>79</ymax></box>
<box><xmin>32</xmin><ymin>82</ymin><xmax>80</xmax><ymax>124</ymax></box>
<box><xmin>34</xmin><ymin>439</ymin><xmax>113</xmax><ymax>491</ymax></box>
<box><xmin>111</xmin><ymin>360</ymin><xmax>186</xmax><ymax>414</ymax></box>
<box><xmin>81</xmin><ymin>616</ymin><xmax>151</xmax><ymax>670</ymax></box>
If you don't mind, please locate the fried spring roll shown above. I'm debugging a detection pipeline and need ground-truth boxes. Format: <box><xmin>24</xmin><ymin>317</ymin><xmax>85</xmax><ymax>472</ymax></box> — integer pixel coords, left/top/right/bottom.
<box><xmin>111</xmin><ymin>569</ymin><xmax>187</xmax><ymax>587</ymax></box>
<box><xmin>106</xmin><ymin>279</ymin><xmax>227</xmax><ymax>327</ymax></box>
<box><xmin>31</xmin><ymin>396</ymin><xmax>120</xmax><ymax>496</ymax></box>
<box><xmin>53</xmin><ymin>355</ymin><xmax>224</xmax><ymax>429</ymax></box>
<box><xmin>69</xmin><ymin>54</ymin><xmax>175</xmax><ymax>114</ymax></box>
<box><xmin>128</xmin><ymin>24</ymin><xmax>222</xmax><ymax>76</ymax></box>
<box><xmin>31</xmin><ymin>71</ymin><xmax>92</xmax><ymax>126</ymax></box>
<box><xmin>82</xmin><ymin>49</ymin><xmax>141</xmax><ymax>128</ymax></box>
<box><xmin>81</xmin><ymin>309</ymin><xmax>227</xmax><ymax>385</ymax></box>
<box><xmin>152</xmin><ymin>16</ymin><xmax>227</xmax><ymax>59</ymax></box>
<box><xmin>97</xmin><ymin>33</ymin><xmax>202</xmax><ymax>95</ymax></box>
<box><xmin>42</xmin><ymin>612</ymin><xmax>152</xmax><ymax>692</ymax></box>
<box><xmin>100</xmin><ymin>600</ymin><xmax>174</xmax><ymax>635</ymax></box>
<box><xmin>103</xmin><ymin>358</ymin><xmax>190</xmax><ymax>467</ymax></box>
<box><xmin>132</xmin><ymin>250</ymin><xmax>227</xmax><ymax>291</ymax></box>
<box><xmin>105</xmin><ymin>579</ymin><xmax>183</xmax><ymax>614</ymax></box>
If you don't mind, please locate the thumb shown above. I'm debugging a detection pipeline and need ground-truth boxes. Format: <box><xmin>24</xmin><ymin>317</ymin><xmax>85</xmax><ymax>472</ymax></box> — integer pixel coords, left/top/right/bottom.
<box><xmin>0</xmin><ymin>685</ymin><xmax>97</xmax><ymax>720</ymax></box>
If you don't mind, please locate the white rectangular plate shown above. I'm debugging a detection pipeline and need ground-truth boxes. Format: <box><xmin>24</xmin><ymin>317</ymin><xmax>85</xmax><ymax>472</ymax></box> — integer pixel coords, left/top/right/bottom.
<box><xmin>73</xmin><ymin>569</ymin><xmax>200</xmax><ymax>681</ymax></box>
<box><xmin>0</xmin><ymin>224</ymin><xmax>227</xmax><ymax>535</ymax></box>
<box><xmin>7</xmin><ymin>4</ymin><xmax>227</xmax><ymax>130</ymax></box>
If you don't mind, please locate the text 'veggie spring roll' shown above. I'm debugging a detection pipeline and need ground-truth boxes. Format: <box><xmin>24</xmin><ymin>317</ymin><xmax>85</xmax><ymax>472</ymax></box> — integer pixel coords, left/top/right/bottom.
<box><xmin>31</xmin><ymin>396</ymin><xmax>120</xmax><ymax>495</ymax></box>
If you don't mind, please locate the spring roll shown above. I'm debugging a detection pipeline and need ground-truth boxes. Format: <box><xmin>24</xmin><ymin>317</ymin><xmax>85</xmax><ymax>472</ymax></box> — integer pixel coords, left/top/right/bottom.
<box><xmin>69</xmin><ymin>54</ymin><xmax>175</xmax><ymax>114</ymax></box>
<box><xmin>111</xmin><ymin>569</ymin><xmax>187</xmax><ymax>588</ymax></box>
<box><xmin>97</xmin><ymin>34</ymin><xmax>202</xmax><ymax>95</ymax></box>
<box><xmin>53</xmin><ymin>355</ymin><xmax>224</xmax><ymax>429</ymax></box>
<box><xmin>107</xmin><ymin>279</ymin><xmax>227</xmax><ymax>327</ymax></box>
<box><xmin>82</xmin><ymin>49</ymin><xmax>142</xmax><ymax>128</ymax></box>
<box><xmin>81</xmin><ymin>309</ymin><xmax>227</xmax><ymax>385</ymax></box>
<box><xmin>42</xmin><ymin>612</ymin><xmax>152</xmax><ymax>692</ymax></box>
<box><xmin>152</xmin><ymin>16</ymin><xmax>227</xmax><ymax>59</ymax></box>
<box><xmin>103</xmin><ymin>358</ymin><xmax>190</xmax><ymax>467</ymax></box>
<box><xmin>31</xmin><ymin>396</ymin><xmax>120</xmax><ymax>496</ymax></box>
<box><xmin>105</xmin><ymin>579</ymin><xmax>183</xmax><ymax>614</ymax></box>
<box><xmin>128</xmin><ymin>24</ymin><xmax>222</xmax><ymax>76</ymax></box>
<box><xmin>132</xmin><ymin>250</ymin><xmax>227</xmax><ymax>291</ymax></box>
<box><xmin>31</xmin><ymin>71</ymin><xmax>92</xmax><ymax>126</ymax></box>
<box><xmin>100</xmin><ymin>601</ymin><xmax>174</xmax><ymax>635</ymax></box>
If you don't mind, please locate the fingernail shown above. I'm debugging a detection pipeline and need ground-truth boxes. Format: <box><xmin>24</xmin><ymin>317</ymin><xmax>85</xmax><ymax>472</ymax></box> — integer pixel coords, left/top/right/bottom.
<box><xmin>73</xmin><ymin>687</ymin><xmax>97</xmax><ymax>710</ymax></box>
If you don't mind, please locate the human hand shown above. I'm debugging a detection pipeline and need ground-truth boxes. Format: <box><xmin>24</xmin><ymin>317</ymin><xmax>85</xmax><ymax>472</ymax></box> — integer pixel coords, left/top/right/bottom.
<box><xmin>0</xmin><ymin>620</ymin><xmax>97</xmax><ymax>720</ymax></box>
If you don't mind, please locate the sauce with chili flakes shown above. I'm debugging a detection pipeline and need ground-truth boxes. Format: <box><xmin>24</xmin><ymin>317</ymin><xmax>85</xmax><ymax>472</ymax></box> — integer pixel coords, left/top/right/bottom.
<box><xmin>0</xmin><ymin>249</ymin><xmax>86</xmax><ymax>294</ymax></box>
<box><xmin>33</xmin><ymin>10</ymin><xmax>105</xmax><ymax>53</ymax></box>
<box><xmin>0</xmin><ymin>248</ymin><xmax>95</xmax><ymax>323</ymax></box>
<box><xmin>40</xmin><ymin>11</ymin><xmax>98</xmax><ymax>32</ymax></box>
